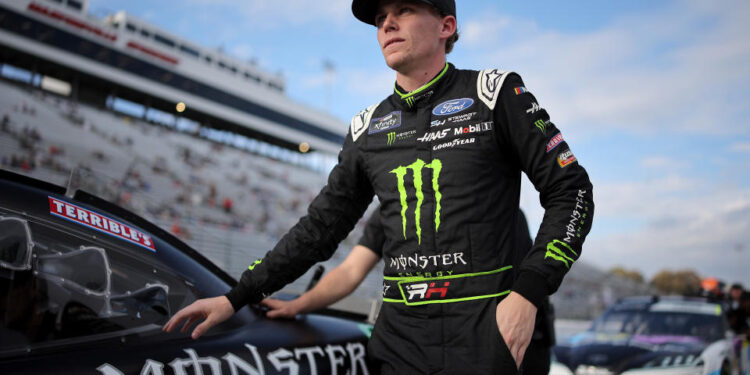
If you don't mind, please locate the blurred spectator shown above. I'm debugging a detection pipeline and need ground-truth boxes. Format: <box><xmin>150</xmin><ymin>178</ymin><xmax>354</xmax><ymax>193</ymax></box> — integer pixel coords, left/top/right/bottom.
<box><xmin>727</xmin><ymin>284</ymin><xmax>747</xmax><ymax>335</ymax></box>
<box><xmin>1</xmin><ymin>114</ymin><xmax>9</xmax><ymax>132</ymax></box>
<box><xmin>742</xmin><ymin>292</ymin><xmax>750</xmax><ymax>334</ymax></box>
<box><xmin>729</xmin><ymin>283</ymin><xmax>744</xmax><ymax>308</ymax></box>
<box><xmin>222</xmin><ymin>197</ymin><xmax>233</xmax><ymax>214</ymax></box>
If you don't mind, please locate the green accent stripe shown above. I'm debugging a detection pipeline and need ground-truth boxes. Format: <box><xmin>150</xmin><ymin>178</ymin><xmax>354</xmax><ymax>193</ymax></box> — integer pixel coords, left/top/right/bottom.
<box><xmin>394</xmin><ymin>63</ymin><xmax>449</xmax><ymax>100</ymax></box>
<box><xmin>384</xmin><ymin>265</ymin><xmax>513</xmax><ymax>282</ymax></box>
<box><xmin>248</xmin><ymin>259</ymin><xmax>262</xmax><ymax>271</ymax></box>
<box><xmin>393</xmin><ymin>290</ymin><xmax>512</xmax><ymax>306</ymax></box>
<box><xmin>382</xmin><ymin>297</ymin><xmax>404</xmax><ymax>303</ymax></box>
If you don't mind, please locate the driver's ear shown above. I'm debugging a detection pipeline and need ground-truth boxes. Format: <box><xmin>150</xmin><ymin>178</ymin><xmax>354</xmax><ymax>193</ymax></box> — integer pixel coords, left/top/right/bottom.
<box><xmin>440</xmin><ymin>15</ymin><xmax>456</xmax><ymax>38</ymax></box>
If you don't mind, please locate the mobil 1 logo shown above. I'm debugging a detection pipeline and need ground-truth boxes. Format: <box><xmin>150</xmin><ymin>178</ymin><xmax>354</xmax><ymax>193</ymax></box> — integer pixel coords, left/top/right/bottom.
<box><xmin>417</xmin><ymin>122</ymin><xmax>493</xmax><ymax>143</ymax></box>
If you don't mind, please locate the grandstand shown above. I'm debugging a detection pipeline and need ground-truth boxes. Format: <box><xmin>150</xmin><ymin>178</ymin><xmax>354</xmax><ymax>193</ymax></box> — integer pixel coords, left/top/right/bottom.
<box><xmin>0</xmin><ymin>0</ymin><xmax>652</xmax><ymax>322</ymax></box>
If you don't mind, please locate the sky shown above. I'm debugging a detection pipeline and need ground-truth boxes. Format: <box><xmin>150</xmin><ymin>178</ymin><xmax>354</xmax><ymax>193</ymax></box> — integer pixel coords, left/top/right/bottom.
<box><xmin>88</xmin><ymin>0</ymin><xmax>750</xmax><ymax>286</ymax></box>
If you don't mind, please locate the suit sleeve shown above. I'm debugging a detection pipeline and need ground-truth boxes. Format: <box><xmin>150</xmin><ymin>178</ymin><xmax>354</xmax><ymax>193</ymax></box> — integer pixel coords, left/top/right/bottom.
<box><xmin>225</xmin><ymin>131</ymin><xmax>374</xmax><ymax>310</ymax></box>
<box><xmin>494</xmin><ymin>73</ymin><xmax>594</xmax><ymax>308</ymax></box>
<box><xmin>357</xmin><ymin>208</ymin><xmax>385</xmax><ymax>258</ymax></box>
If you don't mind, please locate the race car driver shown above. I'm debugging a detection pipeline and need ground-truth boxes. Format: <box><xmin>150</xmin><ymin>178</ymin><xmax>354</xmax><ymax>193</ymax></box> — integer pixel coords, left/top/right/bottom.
<box><xmin>164</xmin><ymin>0</ymin><xmax>594</xmax><ymax>373</ymax></box>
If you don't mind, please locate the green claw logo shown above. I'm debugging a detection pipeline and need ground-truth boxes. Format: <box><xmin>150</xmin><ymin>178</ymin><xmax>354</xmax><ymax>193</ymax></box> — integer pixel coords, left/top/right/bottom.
<box><xmin>390</xmin><ymin>159</ymin><xmax>443</xmax><ymax>245</ymax></box>
<box><xmin>545</xmin><ymin>239</ymin><xmax>578</xmax><ymax>268</ymax></box>
<box><xmin>534</xmin><ymin>119</ymin><xmax>547</xmax><ymax>134</ymax></box>
<box><xmin>387</xmin><ymin>131</ymin><xmax>396</xmax><ymax>145</ymax></box>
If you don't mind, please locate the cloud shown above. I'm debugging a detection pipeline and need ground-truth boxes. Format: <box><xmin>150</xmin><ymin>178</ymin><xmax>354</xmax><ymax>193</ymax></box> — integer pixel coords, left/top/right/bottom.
<box><xmin>585</xmin><ymin>192</ymin><xmax>750</xmax><ymax>284</ymax></box>
<box><xmin>460</xmin><ymin>1</ymin><xmax>750</xmax><ymax>139</ymax></box>
<box><xmin>639</xmin><ymin>156</ymin><xmax>688</xmax><ymax>170</ymax></box>
<box><xmin>730</xmin><ymin>142</ymin><xmax>750</xmax><ymax>153</ymax></box>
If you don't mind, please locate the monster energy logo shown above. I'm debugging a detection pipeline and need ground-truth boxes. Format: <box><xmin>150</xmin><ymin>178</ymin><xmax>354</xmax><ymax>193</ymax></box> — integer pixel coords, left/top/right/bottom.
<box><xmin>387</xmin><ymin>131</ymin><xmax>396</xmax><ymax>145</ymax></box>
<box><xmin>545</xmin><ymin>239</ymin><xmax>578</xmax><ymax>268</ymax></box>
<box><xmin>390</xmin><ymin>159</ymin><xmax>443</xmax><ymax>245</ymax></box>
<box><xmin>405</xmin><ymin>96</ymin><xmax>415</xmax><ymax>108</ymax></box>
<box><xmin>534</xmin><ymin>119</ymin><xmax>547</xmax><ymax>134</ymax></box>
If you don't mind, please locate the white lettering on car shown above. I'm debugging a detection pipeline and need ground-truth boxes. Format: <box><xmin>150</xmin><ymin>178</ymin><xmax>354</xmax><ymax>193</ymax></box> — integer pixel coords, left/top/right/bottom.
<box><xmin>96</xmin><ymin>343</ymin><xmax>370</xmax><ymax>375</ymax></box>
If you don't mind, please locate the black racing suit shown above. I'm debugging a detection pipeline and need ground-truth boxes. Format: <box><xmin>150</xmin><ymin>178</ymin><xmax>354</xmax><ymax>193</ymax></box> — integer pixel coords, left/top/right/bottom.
<box><xmin>226</xmin><ymin>63</ymin><xmax>594</xmax><ymax>374</ymax></box>
<box><xmin>360</xmin><ymin>208</ymin><xmax>556</xmax><ymax>375</ymax></box>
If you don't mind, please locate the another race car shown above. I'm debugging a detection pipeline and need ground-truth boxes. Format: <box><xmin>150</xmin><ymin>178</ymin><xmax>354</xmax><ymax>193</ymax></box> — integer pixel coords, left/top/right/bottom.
<box><xmin>0</xmin><ymin>169</ymin><xmax>372</xmax><ymax>374</ymax></box>
<box><xmin>552</xmin><ymin>296</ymin><xmax>742</xmax><ymax>375</ymax></box>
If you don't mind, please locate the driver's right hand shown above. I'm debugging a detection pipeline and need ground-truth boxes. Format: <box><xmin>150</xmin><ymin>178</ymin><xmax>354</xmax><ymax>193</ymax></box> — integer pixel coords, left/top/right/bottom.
<box><xmin>162</xmin><ymin>295</ymin><xmax>234</xmax><ymax>339</ymax></box>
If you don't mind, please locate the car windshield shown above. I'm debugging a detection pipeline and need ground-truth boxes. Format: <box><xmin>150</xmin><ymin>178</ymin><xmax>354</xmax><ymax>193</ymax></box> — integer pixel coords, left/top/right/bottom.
<box><xmin>591</xmin><ymin>308</ymin><xmax>724</xmax><ymax>342</ymax></box>
<box><xmin>0</xmin><ymin>215</ymin><xmax>196</xmax><ymax>353</ymax></box>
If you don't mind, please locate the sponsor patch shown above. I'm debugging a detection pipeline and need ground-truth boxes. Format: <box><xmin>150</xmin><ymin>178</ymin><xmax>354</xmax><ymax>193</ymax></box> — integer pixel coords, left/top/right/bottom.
<box><xmin>417</xmin><ymin>122</ymin><xmax>492</xmax><ymax>143</ymax></box>
<box><xmin>48</xmin><ymin>197</ymin><xmax>155</xmax><ymax>251</ymax></box>
<box><xmin>430</xmin><ymin>119</ymin><xmax>446</xmax><ymax>127</ymax></box>
<box><xmin>452</xmin><ymin>122</ymin><xmax>492</xmax><ymax>136</ymax></box>
<box><xmin>417</xmin><ymin>128</ymin><xmax>451</xmax><ymax>142</ymax></box>
<box><xmin>557</xmin><ymin>149</ymin><xmax>577</xmax><ymax>168</ymax></box>
<box><xmin>368</xmin><ymin>111</ymin><xmax>402</xmax><ymax>134</ymax></box>
<box><xmin>388</xmin><ymin>251</ymin><xmax>468</xmax><ymax>271</ymax></box>
<box><xmin>526</xmin><ymin>102</ymin><xmax>541</xmax><ymax>114</ymax></box>
<box><xmin>351</xmin><ymin>103</ymin><xmax>379</xmax><ymax>142</ymax></box>
<box><xmin>432</xmin><ymin>98</ymin><xmax>474</xmax><ymax>116</ymax></box>
<box><xmin>563</xmin><ymin>189</ymin><xmax>589</xmax><ymax>243</ymax></box>
<box><xmin>546</xmin><ymin>132</ymin><xmax>564</xmax><ymax>152</ymax></box>
<box><xmin>405</xmin><ymin>281</ymin><xmax>451</xmax><ymax>301</ymax></box>
<box><xmin>477</xmin><ymin>69</ymin><xmax>509</xmax><ymax>110</ymax></box>
<box><xmin>534</xmin><ymin>119</ymin><xmax>548</xmax><ymax>134</ymax></box>
<box><xmin>433</xmin><ymin>137</ymin><xmax>476</xmax><ymax>151</ymax></box>
<box><xmin>514</xmin><ymin>86</ymin><xmax>528</xmax><ymax>95</ymax></box>
<box><xmin>386</xmin><ymin>129</ymin><xmax>416</xmax><ymax>145</ymax></box>
<box><xmin>446</xmin><ymin>111</ymin><xmax>478</xmax><ymax>124</ymax></box>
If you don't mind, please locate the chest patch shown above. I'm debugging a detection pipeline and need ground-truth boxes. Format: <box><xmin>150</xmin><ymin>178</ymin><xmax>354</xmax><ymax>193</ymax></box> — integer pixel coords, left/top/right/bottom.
<box><xmin>432</xmin><ymin>98</ymin><xmax>474</xmax><ymax>116</ymax></box>
<box><xmin>368</xmin><ymin>111</ymin><xmax>402</xmax><ymax>134</ymax></box>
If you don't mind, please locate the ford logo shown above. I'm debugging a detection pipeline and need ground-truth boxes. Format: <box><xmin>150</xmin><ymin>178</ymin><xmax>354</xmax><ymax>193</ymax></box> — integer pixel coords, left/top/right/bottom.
<box><xmin>432</xmin><ymin>98</ymin><xmax>474</xmax><ymax>116</ymax></box>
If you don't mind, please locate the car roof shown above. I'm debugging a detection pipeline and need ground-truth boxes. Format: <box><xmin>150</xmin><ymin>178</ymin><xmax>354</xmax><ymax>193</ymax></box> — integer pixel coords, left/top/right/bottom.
<box><xmin>611</xmin><ymin>295</ymin><xmax>724</xmax><ymax>316</ymax></box>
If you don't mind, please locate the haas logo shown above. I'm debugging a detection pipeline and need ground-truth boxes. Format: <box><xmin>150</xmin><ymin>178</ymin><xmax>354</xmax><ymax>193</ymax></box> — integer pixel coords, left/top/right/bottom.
<box><xmin>405</xmin><ymin>282</ymin><xmax>450</xmax><ymax>300</ymax></box>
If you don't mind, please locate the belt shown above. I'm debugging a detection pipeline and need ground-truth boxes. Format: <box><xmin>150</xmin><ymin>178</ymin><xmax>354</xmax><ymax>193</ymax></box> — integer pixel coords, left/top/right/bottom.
<box><xmin>382</xmin><ymin>266</ymin><xmax>513</xmax><ymax>306</ymax></box>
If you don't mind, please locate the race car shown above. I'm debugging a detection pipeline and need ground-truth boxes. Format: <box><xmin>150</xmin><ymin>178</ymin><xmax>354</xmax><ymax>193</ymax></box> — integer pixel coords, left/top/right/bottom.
<box><xmin>0</xmin><ymin>169</ymin><xmax>372</xmax><ymax>374</ymax></box>
<box><xmin>551</xmin><ymin>296</ymin><xmax>742</xmax><ymax>375</ymax></box>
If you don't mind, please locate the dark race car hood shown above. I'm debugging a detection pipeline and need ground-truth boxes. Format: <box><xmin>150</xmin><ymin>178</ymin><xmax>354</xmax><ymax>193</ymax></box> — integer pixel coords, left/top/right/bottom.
<box><xmin>554</xmin><ymin>332</ymin><xmax>706</xmax><ymax>373</ymax></box>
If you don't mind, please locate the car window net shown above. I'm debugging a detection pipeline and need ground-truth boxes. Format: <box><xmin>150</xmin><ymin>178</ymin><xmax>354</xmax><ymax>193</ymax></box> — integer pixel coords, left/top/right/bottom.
<box><xmin>0</xmin><ymin>217</ymin><xmax>34</xmax><ymax>271</ymax></box>
<box><xmin>0</xmin><ymin>216</ymin><xmax>195</xmax><ymax>353</ymax></box>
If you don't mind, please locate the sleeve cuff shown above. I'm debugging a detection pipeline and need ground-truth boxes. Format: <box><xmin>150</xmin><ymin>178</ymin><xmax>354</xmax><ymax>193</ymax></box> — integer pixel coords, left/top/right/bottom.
<box><xmin>225</xmin><ymin>282</ymin><xmax>264</xmax><ymax>312</ymax></box>
<box><xmin>511</xmin><ymin>270</ymin><xmax>549</xmax><ymax>309</ymax></box>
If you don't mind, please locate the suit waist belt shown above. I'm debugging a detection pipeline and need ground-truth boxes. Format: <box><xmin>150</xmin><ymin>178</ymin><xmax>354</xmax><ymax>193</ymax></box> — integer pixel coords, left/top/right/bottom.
<box><xmin>382</xmin><ymin>266</ymin><xmax>513</xmax><ymax>306</ymax></box>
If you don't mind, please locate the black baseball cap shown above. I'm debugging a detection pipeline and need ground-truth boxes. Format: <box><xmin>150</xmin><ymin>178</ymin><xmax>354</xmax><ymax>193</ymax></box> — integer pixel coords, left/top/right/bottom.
<box><xmin>352</xmin><ymin>0</ymin><xmax>456</xmax><ymax>26</ymax></box>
